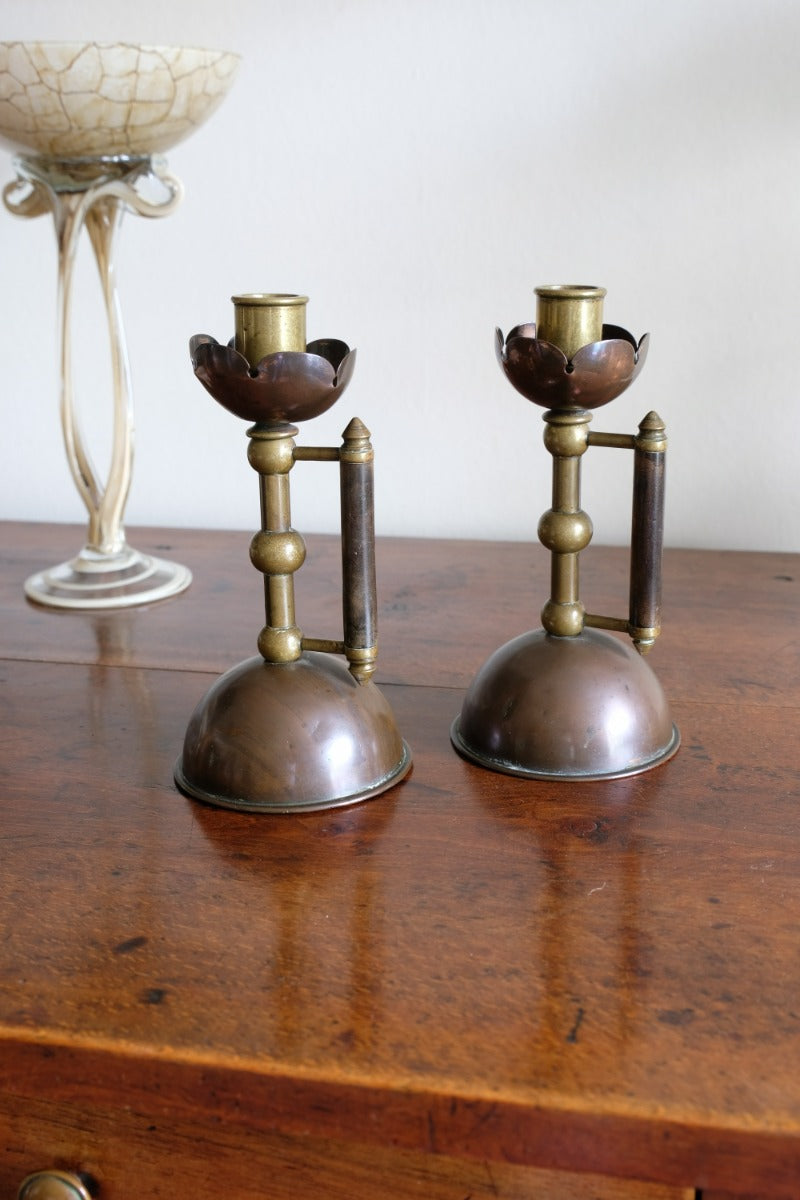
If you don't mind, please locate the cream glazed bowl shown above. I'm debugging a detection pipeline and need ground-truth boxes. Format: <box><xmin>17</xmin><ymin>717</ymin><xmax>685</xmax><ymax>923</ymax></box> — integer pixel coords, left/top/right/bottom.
<box><xmin>0</xmin><ymin>41</ymin><xmax>240</xmax><ymax>159</ymax></box>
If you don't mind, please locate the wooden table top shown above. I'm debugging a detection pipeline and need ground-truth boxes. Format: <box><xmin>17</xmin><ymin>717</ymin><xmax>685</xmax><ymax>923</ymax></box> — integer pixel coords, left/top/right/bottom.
<box><xmin>1</xmin><ymin>521</ymin><xmax>799</xmax><ymax>1197</ymax></box>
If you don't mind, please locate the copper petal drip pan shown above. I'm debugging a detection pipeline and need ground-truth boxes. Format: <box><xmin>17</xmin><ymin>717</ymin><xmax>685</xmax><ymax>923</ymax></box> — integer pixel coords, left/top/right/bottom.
<box><xmin>496</xmin><ymin>324</ymin><xmax>649</xmax><ymax>411</ymax></box>
<box><xmin>190</xmin><ymin>334</ymin><xmax>355</xmax><ymax>425</ymax></box>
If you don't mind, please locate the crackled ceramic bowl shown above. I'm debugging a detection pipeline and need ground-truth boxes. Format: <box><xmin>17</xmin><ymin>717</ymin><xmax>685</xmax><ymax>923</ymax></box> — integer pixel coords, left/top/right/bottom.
<box><xmin>0</xmin><ymin>41</ymin><xmax>239</xmax><ymax>159</ymax></box>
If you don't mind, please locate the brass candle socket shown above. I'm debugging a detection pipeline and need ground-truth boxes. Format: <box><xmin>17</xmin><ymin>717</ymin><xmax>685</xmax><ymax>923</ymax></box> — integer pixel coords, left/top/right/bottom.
<box><xmin>534</xmin><ymin>284</ymin><xmax>606</xmax><ymax>362</ymax></box>
<box><xmin>452</xmin><ymin>285</ymin><xmax>679</xmax><ymax>781</ymax></box>
<box><xmin>175</xmin><ymin>294</ymin><xmax>410</xmax><ymax>813</ymax></box>
<box><xmin>232</xmin><ymin>291</ymin><xmax>308</xmax><ymax>361</ymax></box>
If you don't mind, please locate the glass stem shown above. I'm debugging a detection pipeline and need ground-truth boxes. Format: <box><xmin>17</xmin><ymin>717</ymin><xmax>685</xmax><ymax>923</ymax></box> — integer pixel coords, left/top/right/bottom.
<box><xmin>56</xmin><ymin>187</ymin><xmax>131</xmax><ymax>555</ymax></box>
<box><xmin>5</xmin><ymin>156</ymin><xmax>183</xmax><ymax>562</ymax></box>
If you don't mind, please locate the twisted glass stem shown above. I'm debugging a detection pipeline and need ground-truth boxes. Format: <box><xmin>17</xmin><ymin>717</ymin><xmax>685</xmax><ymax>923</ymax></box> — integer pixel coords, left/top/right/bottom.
<box><xmin>4</xmin><ymin>155</ymin><xmax>182</xmax><ymax>555</ymax></box>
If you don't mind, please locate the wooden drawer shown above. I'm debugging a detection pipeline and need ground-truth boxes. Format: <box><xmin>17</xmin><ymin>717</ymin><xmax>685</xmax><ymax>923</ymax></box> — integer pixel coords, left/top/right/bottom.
<box><xmin>0</xmin><ymin>1096</ymin><xmax>694</xmax><ymax>1200</ymax></box>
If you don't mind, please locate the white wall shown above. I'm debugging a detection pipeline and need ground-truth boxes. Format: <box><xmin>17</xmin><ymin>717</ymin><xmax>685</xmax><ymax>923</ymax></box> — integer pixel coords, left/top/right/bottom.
<box><xmin>1</xmin><ymin>0</ymin><xmax>798</xmax><ymax>551</ymax></box>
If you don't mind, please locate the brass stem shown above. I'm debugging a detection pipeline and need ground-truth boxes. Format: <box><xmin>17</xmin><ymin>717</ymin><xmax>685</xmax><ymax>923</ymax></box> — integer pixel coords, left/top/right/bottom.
<box><xmin>264</xmin><ymin>471</ymin><xmax>291</xmax><ymax>528</ymax></box>
<box><xmin>247</xmin><ymin>424</ymin><xmax>306</xmax><ymax>664</ymax></box>
<box><xmin>550</xmin><ymin>552</ymin><xmax>580</xmax><ymax>607</ymax></box>
<box><xmin>552</xmin><ymin>455</ymin><xmax>580</xmax><ymax>509</ymax></box>
<box><xmin>267</xmin><ymin>574</ymin><xmax>296</xmax><ymax>633</ymax></box>
<box><xmin>538</xmin><ymin>410</ymin><xmax>593</xmax><ymax>637</ymax></box>
<box><xmin>235</xmin><ymin>293</ymin><xmax>310</xmax><ymax>664</ymax></box>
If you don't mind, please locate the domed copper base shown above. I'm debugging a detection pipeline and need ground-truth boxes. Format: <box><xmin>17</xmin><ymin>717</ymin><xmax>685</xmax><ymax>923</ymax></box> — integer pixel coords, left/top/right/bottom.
<box><xmin>176</xmin><ymin>652</ymin><xmax>411</xmax><ymax>813</ymax></box>
<box><xmin>452</xmin><ymin>628</ymin><xmax>679</xmax><ymax>781</ymax></box>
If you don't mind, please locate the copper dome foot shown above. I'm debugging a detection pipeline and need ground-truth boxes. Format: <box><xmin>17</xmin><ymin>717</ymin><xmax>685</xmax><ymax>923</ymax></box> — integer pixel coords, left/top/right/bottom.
<box><xmin>452</xmin><ymin>628</ymin><xmax>679</xmax><ymax>782</ymax></box>
<box><xmin>176</xmin><ymin>652</ymin><xmax>411</xmax><ymax>813</ymax></box>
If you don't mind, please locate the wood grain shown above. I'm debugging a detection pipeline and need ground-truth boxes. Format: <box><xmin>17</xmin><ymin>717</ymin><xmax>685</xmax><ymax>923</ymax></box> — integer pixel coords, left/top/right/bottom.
<box><xmin>1</xmin><ymin>522</ymin><xmax>799</xmax><ymax>1197</ymax></box>
<box><xmin>1</xmin><ymin>521</ymin><xmax>798</xmax><ymax>703</ymax></box>
<box><xmin>0</xmin><ymin>1095</ymin><xmax>696</xmax><ymax>1200</ymax></box>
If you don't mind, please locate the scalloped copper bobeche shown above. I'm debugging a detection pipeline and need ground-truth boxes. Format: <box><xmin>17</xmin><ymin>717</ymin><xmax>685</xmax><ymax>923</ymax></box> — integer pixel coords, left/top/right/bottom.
<box><xmin>496</xmin><ymin>323</ymin><xmax>649</xmax><ymax>410</ymax></box>
<box><xmin>190</xmin><ymin>335</ymin><xmax>356</xmax><ymax>424</ymax></box>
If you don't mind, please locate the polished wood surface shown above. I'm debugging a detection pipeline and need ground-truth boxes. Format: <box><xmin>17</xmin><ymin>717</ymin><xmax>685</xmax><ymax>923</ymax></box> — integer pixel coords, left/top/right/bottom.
<box><xmin>1</xmin><ymin>521</ymin><xmax>799</xmax><ymax>1198</ymax></box>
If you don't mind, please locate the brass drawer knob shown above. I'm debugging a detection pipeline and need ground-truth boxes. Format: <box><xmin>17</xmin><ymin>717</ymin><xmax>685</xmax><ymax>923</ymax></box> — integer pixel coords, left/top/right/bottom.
<box><xmin>18</xmin><ymin>1171</ymin><xmax>93</xmax><ymax>1200</ymax></box>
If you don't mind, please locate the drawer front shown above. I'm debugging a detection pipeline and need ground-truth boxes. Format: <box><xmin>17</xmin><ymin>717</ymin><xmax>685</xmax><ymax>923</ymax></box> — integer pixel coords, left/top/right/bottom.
<box><xmin>0</xmin><ymin>1095</ymin><xmax>696</xmax><ymax>1200</ymax></box>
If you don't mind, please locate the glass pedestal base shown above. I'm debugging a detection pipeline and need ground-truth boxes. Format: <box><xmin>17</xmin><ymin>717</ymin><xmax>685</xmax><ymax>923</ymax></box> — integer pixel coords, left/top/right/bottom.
<box><xmin>24</xmin><ymin>544</ymin><xmax>191</xmax><ymax>610</ymax></box>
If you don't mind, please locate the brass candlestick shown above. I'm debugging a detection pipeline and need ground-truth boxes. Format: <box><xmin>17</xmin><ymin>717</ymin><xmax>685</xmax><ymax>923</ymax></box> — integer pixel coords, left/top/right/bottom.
<box><xmin>451</xmin><ymin>285</ymin><xmax>679</xmax><ymax>780</ymax></box>
<box><xmin>175</xmin><ymin>293</ymin><xmax>411</xmax><ymax>812</ymax></box>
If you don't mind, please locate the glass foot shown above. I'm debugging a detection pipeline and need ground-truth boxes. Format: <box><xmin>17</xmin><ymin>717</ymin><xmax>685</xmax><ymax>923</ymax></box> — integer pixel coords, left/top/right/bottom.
<box><xmin>24</xmin><ymin>544</ymin><xmax>192</xmax><ymax>610</ymax></box>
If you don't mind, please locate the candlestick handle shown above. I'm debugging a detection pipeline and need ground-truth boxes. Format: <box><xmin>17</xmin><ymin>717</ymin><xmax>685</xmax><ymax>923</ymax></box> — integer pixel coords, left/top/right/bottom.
<box><xmin>340</xmin><ymin>418</ymin><xmax>378</xmax><ymax>682</ymax></box>
<box><xmin>292</xmin><ymin>419</ymin><xmax>379</xmax><ymax>683</ymax></box>
<box><xmin>629</xmin><ymin>412</ymin><xmax>667</xmax><ymax>653</ymax></box>
<box><xmin>584</xmin><ymin>412</ymin><xmax>667</xmax><ymax>653</ymax></box>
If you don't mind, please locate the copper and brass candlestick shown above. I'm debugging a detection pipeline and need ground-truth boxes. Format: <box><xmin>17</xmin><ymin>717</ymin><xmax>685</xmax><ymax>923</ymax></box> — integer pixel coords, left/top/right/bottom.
<box><xmin>175</xmin><ymin>293</ymin><xmax>411</xmax><ymax>812</ymax></box>
<box><xmin>452</xmin><ymin>285</ymin><xmax>679</xmax><ymax>780</ymax></box>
